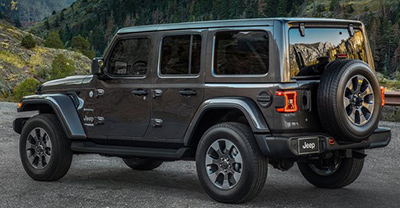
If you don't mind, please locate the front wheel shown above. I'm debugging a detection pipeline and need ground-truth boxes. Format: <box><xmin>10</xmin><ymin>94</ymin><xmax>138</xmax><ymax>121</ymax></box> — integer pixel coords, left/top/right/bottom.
<box><xmin>19</xmin><ymin>114</ymin><xmax>73</xmax><ymax>181</ymax></box>
<box><xmin>196</xmin><ymin>122</ymin><xmax>268</xmax><ymax>204</ymax></box>
<box><xmin>297</xmin><ymin>152</ymin><xmax>364</xmax><ymax>188</ymax></box>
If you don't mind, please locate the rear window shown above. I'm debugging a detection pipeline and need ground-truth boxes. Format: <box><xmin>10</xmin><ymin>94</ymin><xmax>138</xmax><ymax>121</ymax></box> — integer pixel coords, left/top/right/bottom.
<box><xmin>289</xmin><ymin>28</ymin><xmax>367</xmax><ymax>77</ymax></box>
<box><xmin>213</xmin><ymin>31</ymin><xmax>269</xmax><ymax>75</ymax></box>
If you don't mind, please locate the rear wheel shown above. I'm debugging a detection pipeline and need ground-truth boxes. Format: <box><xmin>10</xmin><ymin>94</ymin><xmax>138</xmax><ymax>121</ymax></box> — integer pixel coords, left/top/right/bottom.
<box><xmin>19</xmin><ymin>114</ymin><xmax>73</xmax><ymax>181</ymax></box>
<box><xmin>196</xmin><ymin>122</ymin><xmax>268</xmax><ymax>204</ymax></box>
<box><xmin>122</xmin><ymin>158</ymin><xmax>163</xmax><ymax>171</ymax></box>
<box><xmin>297</xmin><ymin>152</ymin><xmax>364</xmax><ymax>188</ymax></box>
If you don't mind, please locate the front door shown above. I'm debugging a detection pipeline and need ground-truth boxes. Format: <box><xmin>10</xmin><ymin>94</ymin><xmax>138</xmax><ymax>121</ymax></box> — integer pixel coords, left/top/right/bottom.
<box><xmin>83</xmin><ymin>34</ymin><xmax>154</xmax><ymax>139</ymax></box>
<box><xmin>152</xmin><ymin>31</ymin><xmax>206</xmax><ymax>140</ymax></box>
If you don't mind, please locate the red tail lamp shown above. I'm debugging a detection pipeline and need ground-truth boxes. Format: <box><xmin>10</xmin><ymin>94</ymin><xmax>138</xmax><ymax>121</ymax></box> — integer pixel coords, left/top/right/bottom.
<box><xmin>276</xmin><ymin>91</ymin><xmax>298</xmax><ymax>113</ymax></box>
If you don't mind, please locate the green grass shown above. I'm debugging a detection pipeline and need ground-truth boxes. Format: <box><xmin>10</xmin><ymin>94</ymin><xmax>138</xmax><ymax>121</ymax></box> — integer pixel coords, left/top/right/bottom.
<box><xmin>0</xmin><ymin>50</ymin><xmax>28</xmax><ymax>68</ymax></box>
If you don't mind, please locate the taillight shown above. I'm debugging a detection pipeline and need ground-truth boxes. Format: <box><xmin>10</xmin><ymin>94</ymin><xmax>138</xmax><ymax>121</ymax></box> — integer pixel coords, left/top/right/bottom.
<box><xmin>380</xmin><ymin>86</ymin><xmax>385</xmax><ymax>107</ymax></box>
<box><xmin>276</xmin><ymin>91</ymin><xmax>298</xmax><ymax>113</ymax></box>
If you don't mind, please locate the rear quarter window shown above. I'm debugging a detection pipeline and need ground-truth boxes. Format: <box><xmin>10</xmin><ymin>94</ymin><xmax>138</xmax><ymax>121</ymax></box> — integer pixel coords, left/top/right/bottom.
<box><xmin>213</xmin><ymin>31</ymin><xmax>269</xmax><ymax>75</ymax></box>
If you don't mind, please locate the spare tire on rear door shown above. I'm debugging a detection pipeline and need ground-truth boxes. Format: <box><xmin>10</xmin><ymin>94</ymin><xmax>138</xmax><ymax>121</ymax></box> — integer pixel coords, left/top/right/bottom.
<box><xmin>318</xmin><ymin>59</ymin><xmax>382</xmax><ymax>142</ymax></box>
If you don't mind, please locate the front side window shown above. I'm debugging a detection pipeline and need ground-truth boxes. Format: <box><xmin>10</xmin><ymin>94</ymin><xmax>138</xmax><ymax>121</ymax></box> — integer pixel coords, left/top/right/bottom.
<box><xmin>289</xmin><ymin>28</ymin><xmax>367</xmax><ymax>77</ymax></box>
<box><xmin>160</xmin><ymin>35</ymin><xmax>201</xmax><ymax>75</ymax></box>
<box><xmin>214</xmin><ymin>31</ymin><xmax>269</xmax><ymax>75</ymax></box>
<box><xmin>109</xmin><ymin>38</ymin><xmax>150</xmax><ymax>76</ymax></box>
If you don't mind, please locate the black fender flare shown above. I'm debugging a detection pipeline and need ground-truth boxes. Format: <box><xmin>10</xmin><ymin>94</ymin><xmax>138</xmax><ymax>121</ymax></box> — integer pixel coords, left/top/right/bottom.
<box><xmin>16</xmin><ymin>94</ymin><xmax>86</xmax><ymax>139</ymax></box>
<box><xmin>184</xmin><ymin>97</ymin><xmax>270</xmax><ymax>146</ymax></box>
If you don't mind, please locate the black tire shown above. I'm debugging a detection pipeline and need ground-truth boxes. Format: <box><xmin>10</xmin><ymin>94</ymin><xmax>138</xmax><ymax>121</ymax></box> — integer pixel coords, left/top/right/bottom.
<box><xmin>196</xmin><ymin>122</ymin><xmax>268</xmax><ymax>204</ymax></box>
<box><xmin>19</xmin><ymin>114</ymin><xmax>73</xmax><ymax>181</ymax></box>
<box><xmin>318</xmin><ymin>59</ymin><xmax>382</xmax><ymax>142</ymax></box>
<box><xmin>297</xmin><ymin>155</ymin><xmax>364</xmax><ymax>188</ymax></box>
<box><xmin>122</xmin><ymin>158</ymin><xmax>163</xmax><ymax>171</ymax></box>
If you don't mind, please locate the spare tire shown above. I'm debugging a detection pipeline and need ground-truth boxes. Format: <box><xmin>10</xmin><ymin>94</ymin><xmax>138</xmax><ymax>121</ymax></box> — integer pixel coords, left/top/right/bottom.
<box><xmin>318</xmin><ymin>59</ymin><xmax>381</xmax><ymax>142</ymax></box>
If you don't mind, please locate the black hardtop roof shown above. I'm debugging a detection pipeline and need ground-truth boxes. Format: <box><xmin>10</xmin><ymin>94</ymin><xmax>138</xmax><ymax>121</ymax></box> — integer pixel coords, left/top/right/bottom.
<box><xmin>117</xmin><ymin>18</ymin><xmax>362</xmax><ymax>34</ymax></box>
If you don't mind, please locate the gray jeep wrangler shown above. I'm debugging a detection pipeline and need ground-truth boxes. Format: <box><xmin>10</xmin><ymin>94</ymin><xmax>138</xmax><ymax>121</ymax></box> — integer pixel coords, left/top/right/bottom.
<box><xmin>13</xmin><ymin>18</ymin><xmax>391</xmax><ymax>203</ymax></box>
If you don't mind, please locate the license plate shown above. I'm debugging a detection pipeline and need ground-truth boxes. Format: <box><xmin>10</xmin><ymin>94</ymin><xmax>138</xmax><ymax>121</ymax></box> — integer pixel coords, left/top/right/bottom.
<box><xmin>298</xmin><ymin>137</ymin><xmax>319</xmax><ymax>154</ymax></box>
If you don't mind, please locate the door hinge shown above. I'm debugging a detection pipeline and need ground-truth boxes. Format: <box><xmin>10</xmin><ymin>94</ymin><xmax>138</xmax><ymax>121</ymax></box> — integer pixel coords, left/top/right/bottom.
<box><xmin>95</xmin><ymin>117</ymin><xmax>105</xmax><ymax>125</ymax></box>
<box><xmin>96</xmin><ymin>89</ymin><xmax>105</xmax><ymax>97</ymax></box>
<box><xmin>152</xmin><ymin>89</ymin><xmax>163</xmax><ymax>98</ymax></box>
<box><xmin>152</xmin><ymin>118</ymin><xmax>163</xmax><ymax>127</ymax></box>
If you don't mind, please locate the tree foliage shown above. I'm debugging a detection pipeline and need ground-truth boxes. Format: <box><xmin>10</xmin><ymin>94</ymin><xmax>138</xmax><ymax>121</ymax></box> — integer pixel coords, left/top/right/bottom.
<box><xmin>49</xmin><ymin>54</ymin><xmax>75</xmax><ymax>80</ymax></box>
<box><xmin>44</xmin><ymin>31</ymin><xmax>64</xmax><ymax>49</ymax></box>
<box><xmin>71</xmin><ymin>35</ymin><xmax>95</xmax><ymax>59</ymax></box>
<box><xmin>13</xmin><ymin>78</ymin><xmax>40</xmax><ymax>100</ymax></box>
<box><xmin>31</xmin><ymin>0</ymin><xmax>400</xmax><ymax>78</ymax></box>
<box><xmin>21</xmin><ymin>34</ymin><xmax>36</xmax><ymax>49</ymax></box>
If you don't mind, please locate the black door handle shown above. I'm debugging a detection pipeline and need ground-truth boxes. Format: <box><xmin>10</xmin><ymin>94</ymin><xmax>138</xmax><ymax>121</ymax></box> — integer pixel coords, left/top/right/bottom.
<box><xmin>132</xmin><ymin>89</ymin><xmax>148</xmax><ymax>96</ymax></box>
<box><xmin>179</xmin><ymin>89</ymin><xmax>197</xmax><ymax>96</ymax></box>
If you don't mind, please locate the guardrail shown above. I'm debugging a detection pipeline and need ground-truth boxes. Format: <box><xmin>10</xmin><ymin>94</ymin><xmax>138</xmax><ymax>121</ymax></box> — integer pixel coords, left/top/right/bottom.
<box><xmin>385</xmin><ymin>91</ymin><xmax>400</xmax><ymax>106</ymax></box>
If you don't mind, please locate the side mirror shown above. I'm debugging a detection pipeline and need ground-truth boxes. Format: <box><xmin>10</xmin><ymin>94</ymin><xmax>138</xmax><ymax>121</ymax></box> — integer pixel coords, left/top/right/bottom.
<box><xmin>91</xmin><ymin>57</ymin><xmax>104</xmax><ymax>75</ymax></box>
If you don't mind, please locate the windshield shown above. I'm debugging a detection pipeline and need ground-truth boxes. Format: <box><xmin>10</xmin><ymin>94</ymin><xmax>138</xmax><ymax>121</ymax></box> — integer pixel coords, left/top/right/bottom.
<box><xmin>289</xmin><ymin>28</ymin><xmax>367</xmax><ymax>77</ymax></box>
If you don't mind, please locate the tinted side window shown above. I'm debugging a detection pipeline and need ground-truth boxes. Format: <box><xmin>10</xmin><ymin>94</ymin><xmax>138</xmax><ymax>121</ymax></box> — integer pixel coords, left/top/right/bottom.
<box><xmin>109</xmin><ymin>38</ymin><xmax>150</xmax><ymax>76</ymax></box>
<box><xmin>214</xmin><ymin>31</ymin><xmax>269</xmax><ymax>75</ymax></box>
<box><xmin>160</xmin><ymin>35</ymin><xmax>201</xmax><ymax>75</ymax></box>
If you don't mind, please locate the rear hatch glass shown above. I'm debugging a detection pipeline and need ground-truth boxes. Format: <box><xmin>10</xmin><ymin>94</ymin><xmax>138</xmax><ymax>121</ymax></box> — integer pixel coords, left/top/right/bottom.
<box><xmin>289</xmin><ymin>28</ymin><xmax>367</xmax><ymax>77</ymax></box>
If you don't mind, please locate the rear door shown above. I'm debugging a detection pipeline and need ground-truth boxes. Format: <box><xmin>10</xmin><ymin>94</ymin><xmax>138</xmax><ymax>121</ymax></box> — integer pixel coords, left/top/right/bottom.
<box><xmin>152</xmin><ymin>30</ymin><xmax>206</xmax><ymax>141</ymax></box>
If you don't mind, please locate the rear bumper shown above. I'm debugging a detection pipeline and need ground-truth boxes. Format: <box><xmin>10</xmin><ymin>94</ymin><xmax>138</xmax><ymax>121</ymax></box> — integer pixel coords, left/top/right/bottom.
<box><xmin>255</xmin><ymin>127</ymin><xmax>391</xmax><ymax>159</ymax></box>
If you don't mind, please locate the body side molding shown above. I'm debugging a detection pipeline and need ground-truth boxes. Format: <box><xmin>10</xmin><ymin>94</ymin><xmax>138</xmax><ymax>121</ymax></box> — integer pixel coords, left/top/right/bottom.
<box><xmin>17</xmin><ymin>94</ymin><xmax>86</xmax><ymax>139</ymax></box>
<box><xmin>184</xmin><ymin>97</ymin><xmax>270</xmax><ymax>146</ymax></box>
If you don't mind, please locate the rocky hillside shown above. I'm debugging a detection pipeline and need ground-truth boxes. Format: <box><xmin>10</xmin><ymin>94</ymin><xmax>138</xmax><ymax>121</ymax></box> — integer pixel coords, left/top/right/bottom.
<box><xmin>0</xmin><ymin>20</ymin><xmax>90</xmax><ymax>99</ymax></box>
<box><xmin>0</xmin><ymin>0</ymin><xmax>77</xmax><ymax>28</ymax></box>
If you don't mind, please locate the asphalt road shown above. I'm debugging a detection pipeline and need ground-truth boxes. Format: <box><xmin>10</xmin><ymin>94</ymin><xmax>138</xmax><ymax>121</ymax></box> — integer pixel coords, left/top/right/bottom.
<box><xmin>0</xmin><ymin>102</ymin><xmax>399</xmax><ymax>208</ymax></box>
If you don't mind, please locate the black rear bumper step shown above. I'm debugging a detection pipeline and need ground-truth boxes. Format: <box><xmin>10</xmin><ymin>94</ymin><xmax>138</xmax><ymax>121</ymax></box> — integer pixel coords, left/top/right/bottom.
<box><xmin>71</xmin><ymin>141</ymin><xmax>193</xmax><ymax>160</ymax></box>
<box><xmin>255</xmin><ymin>127</ymin><xmax>391</xmax><ymax>159</ymax></box>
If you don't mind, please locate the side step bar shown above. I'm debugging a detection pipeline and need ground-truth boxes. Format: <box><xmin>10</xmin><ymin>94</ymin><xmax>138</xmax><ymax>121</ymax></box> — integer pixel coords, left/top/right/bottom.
<box><xmin>71</xmin><ymin>141</ymin><xmax>193</xmax><ymax>160</ymax></box>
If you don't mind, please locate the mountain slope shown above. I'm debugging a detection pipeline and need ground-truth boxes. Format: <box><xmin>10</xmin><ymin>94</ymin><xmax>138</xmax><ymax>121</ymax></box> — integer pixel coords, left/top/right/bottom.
<box><xmin>0</xmin><ymin>20</ymin><xmax>90</xmax><ymax>99</ymax></box>
<box><xmin>0</xmin><ymin>0</ymin><xmax>77</xmax><ymax>28</ymax></box>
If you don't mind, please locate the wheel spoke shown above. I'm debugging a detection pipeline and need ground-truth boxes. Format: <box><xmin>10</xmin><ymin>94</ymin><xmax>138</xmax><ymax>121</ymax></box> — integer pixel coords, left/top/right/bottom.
<box><xmin>358</xmin><ymin>109</ymin><xmax>366</xmax><ymax>124</ymax></box>
<box><xmin>29</xmin><ymin>131</ymin><xmax>39</xmax><ymax>144</ymax></box>
<box><xmin>27</xmin><ymin>151</ymin><xmax>36</xmax><ymax>164</ymax></box>
<box><xmin>210</xmin><ymin>142</ymin><xmax>220</xmax><ymax>154</ymax></box>
<box><xmin>232</xmin><ymin>170</ymin><xmax>241</xmax><ymax>183</ymax></box>
<box><xmin>352</xmin><ymin>76</ymin><xmax>359</xmax><ymax>93</ymax></box>
<box><xmin>221</xmin><ymin>174</ymin><xmax>230</xmax><ymax>189</ymax></box>
<box><xmin>362</xmin><ymin>102</ymin><xmax>373</xmax><ymax>113</ymax></box>
<box><xmin>233</xmin><ymin>150</ymin><xmax>242</xmax><ymax>164</ymax></box>
<box><xmin>349</xmin><ymin>110</ymin><xmax>356</xmax><ymax>122</ymax></box>
<box><xmin>224</xmin><ymin>140</ymin><xmax>234</xmax><ymax>154</ymax></box>
<box><xmin>346</xmin><ymin>81</ymin><xmax>354</xmax><ymax>93</ymax></box>
<box><xmin>38</xmin><ymin>156</ymin><xmax>44</xmax><ymax>169</ymax></box>
<box><xmin>44</xmin><ymin>153</ymin><xmax>51</xmax><ymax>164</ymax></box>
<box><xmin>206</xmin><ymin>154</ymin><xmax>217</xmax><ymax>165</ymax></box>
<box><xmin>208</xmin><ymin>171</ymin><xmax>219</xmax><ymax>183</ymax></box>
<box><xmin>344</xmin><ymin>97</ymin><xmax>351</xmax><ymax>108</ymax></box>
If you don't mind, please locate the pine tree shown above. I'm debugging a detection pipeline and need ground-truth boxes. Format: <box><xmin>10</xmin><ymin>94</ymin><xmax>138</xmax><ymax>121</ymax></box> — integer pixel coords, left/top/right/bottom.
<box><xmin>104</xmin><ymin>13</ymin><xmax>115</xmax><ymax>43</ymax></box>
<box><xmin>71</xmin><ymin>35</ymin><xmax>95</xmax><ymax>59</ymax></box>
<box><xmin>44</xmin><ymin>31</ymin><xmax>64</xmax><ymax>49</ymax></box>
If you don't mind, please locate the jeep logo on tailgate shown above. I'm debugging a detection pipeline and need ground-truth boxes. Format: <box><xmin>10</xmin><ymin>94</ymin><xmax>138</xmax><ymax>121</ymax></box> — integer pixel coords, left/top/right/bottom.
<box><xmin>298</xmin><ymin>138</ymin><xmax>319</xmax><ymax>154</ymax></box>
